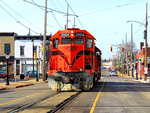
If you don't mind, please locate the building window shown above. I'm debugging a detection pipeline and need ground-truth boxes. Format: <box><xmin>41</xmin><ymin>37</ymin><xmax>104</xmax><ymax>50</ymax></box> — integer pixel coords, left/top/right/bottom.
<box><xmin>4</xmin><ymin>43</ymin><xmax>10</xmax><ymax>55</ymax></box>
<box><xmin>20</xmin><ymin>46</ymin><xmax>25</xmax><ymax>56</ymax></box>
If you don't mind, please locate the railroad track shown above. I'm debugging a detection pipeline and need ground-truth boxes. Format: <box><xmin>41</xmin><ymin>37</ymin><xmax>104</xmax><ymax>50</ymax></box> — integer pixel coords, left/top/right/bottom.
<box><xmin>49</xmin><ymin>92</ymin><xmax>81</xmax><ymax>113</ymax></box>
<box><xmin>10</xmin><ymin>91</ymin><xmax>81</xmax><ymax>113</ymax></box>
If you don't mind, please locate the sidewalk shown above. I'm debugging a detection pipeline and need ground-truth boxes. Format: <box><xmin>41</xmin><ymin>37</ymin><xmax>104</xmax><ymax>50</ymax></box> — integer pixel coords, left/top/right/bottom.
<box><xmin>0</xmin><ymin>76</ymin><xmax>48</xmax><ymax>90</ymax></box>
<box><xmin>118</xmin><ymin>71</ymin><xmax>150</xmax><ymax>84</ymax></box>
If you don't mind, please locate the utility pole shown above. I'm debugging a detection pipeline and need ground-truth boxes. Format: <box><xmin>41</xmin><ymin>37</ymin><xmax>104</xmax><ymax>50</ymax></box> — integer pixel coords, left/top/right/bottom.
<box><xmin>126</xmin><ymin>33</ymin><xmax>129</xmax><ymax>76</ymax></box>
<box><xmin>42</xmin><ymin>0</ymin><xmax>47</xmax><ymax>81</ymax></box>
<box><xmin>144</xmin><ymin>3</ymin><xmax>148</xmax><ymax>81</ymax></box>
<box><xmin>131</xmin><ymin>23</ymin><xmax>133</xmax><ymax>77</ymax></box>
<box><xmin>66</xmin><ymin>4</ymin><xmax>69</xmax><ymax>30</ymax></box>
<box><xmin>32</xmin><ymin>39</ymin><xmax>34</xmax><ymax>80</ymax></box>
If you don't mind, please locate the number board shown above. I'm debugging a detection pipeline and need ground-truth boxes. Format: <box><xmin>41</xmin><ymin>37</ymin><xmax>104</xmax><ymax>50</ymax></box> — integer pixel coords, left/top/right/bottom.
<box><xmin>60</xmin><ymin>33</ymin><xmax>70</xmax><ymax>37</ymax></box>
<box><xmin>75</xmin><ymin>33</ymin><xmax>85</xmax><ymax>37</ymax></box>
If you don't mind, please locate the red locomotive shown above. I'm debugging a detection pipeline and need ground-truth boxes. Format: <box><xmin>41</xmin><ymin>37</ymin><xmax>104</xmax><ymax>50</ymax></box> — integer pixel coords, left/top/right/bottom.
<box><xmin>48</xmin><ymin>28</ymin><xmax>102</xmax><ymax>91</ymax></box>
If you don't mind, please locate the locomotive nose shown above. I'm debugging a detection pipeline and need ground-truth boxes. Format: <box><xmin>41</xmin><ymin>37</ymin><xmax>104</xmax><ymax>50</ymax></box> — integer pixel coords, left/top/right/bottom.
<box><xmin>57</xmin><ymin>45</ymin><xmax>84</xmax><ymax>72</ymax></box>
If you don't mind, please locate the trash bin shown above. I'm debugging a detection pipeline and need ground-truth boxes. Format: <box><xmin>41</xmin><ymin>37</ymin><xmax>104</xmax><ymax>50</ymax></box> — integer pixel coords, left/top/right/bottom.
<box><xmin>20</xmin><ymin>74</ymin><xmax>24</xmax><ymax>79</ymax></box>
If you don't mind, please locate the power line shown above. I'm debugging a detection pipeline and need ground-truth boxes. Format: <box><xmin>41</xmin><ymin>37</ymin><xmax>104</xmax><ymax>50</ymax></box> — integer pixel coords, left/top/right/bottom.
<box><xmin>64</xmin><ymin>0</ymin><xmax>84</xmax><ymax>29</ymax></box>
<box><xmin>1</xmin><ymin>0</ymin><xmax>44</xmax><ymax>32</ymax></box>
<box><xmin>57</xmin><ymin>0</ymin><xmax>66</xmax><ymax>12</ymax></box>
<box><xmin>0</xmin><ymin>4</ymin><xmax>39</xmax><ymax>34</ymax></box>
<box><xmin>80</xmin><ymin>0</ymin><xmax>143</xmax><ymax>16</ymax></box>
<box><xmin>48</xmin><ymin>0</ymin><xmax>66</xmax><ymax>19</ymax></box>
<box><xmin>31</xmin><ymin>0</ymin><xmax>63</xmax><ymax>29</ymax></box>
<box><xmin>51</xmin><ymin>11</ymin><xmax>63</xmax><ymax>29</ymax></box>
<box><xmin>23</xmin><ymin>0</ymin><xmax>77</xmax><ymax>16</ymax></box>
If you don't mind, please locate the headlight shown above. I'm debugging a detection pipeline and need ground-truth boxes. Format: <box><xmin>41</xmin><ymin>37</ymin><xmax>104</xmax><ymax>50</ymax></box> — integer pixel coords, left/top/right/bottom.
<box><xmin>58</xmin><ymin>69</ymin><xmax>61</xmax><ymax>72</ymax></box>
<box><xmin>79</xmin><ymin>68</ymin><xmax>83</xmax><ymax>72</ymax></box>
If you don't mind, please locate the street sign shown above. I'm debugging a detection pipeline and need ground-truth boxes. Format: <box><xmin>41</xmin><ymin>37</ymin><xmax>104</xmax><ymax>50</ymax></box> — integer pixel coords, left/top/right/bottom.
<box><xmin>137</xmin><ymin>59</ymin><xmax>141</xmax><ymax>61</ymax></box>
<box><xmin>116</xmin><ymin>60</ymin><xmax>121</xmax><ymax>62</ymax></box>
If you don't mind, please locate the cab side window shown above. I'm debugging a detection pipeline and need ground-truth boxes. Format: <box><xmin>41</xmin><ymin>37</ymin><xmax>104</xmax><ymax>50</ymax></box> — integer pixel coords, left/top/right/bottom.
<box><xmin>86</xmin><ymin>38</ymin><xmax>92</xmax><ymax>48</ymax></box>
<box><xmin>53</xmin><ymin>38</ymin><xmax>59</xmax><ymax>49</ymax></box>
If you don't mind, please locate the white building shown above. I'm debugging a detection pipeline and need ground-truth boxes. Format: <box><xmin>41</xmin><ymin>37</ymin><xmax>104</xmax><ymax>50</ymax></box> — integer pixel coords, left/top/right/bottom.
<box><xmin>14</xmin><ymin>35</ymin><xmax>51</xmax><ymax>76</ymax></box>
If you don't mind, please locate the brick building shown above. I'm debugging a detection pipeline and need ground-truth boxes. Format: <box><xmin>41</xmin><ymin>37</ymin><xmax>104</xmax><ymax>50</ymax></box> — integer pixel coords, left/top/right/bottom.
<box><xmin>0</xmin><ymin>32</ymin><xmax>16</xmax><ymax>74</ymax></box>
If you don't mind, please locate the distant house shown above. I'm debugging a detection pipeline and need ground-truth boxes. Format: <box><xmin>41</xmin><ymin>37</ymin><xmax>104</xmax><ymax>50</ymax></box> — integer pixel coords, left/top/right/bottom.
<box><xmin>14</xmin><ymin>35</ymin><xmax>51</xmax><ymax>75</ymax></box>
<box><xmin>0</xmin><ymin>32</ymin><xmax>16</xmax><ymax>74</ymax></box>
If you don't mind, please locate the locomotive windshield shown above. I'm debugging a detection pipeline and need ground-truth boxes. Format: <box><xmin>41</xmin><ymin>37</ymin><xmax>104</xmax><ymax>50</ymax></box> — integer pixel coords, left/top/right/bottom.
<box><xmin>86</xmin><ymin>38</ymin><xmax>92</xmax><ymax>48</ymax></box>
<box><xmin>62</xmin><ymin>38</ymin><xmax>72</xmax><ymax>44</ymax></box>
<box><xmin>73</xmin><ymin>38</ymin><xmax>84</xmax><ymax>44</ymax></box>
<box><xmin>53</xmin><ymin>38</ymin><xmax>59</xmax><ymax>48</ymax></box>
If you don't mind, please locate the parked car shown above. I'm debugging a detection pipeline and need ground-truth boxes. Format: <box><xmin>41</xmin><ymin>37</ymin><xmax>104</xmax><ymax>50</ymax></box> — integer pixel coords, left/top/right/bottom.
<box><xmin>26</xmin><ymin>71</ymin><xmax>42</xmax><ymax>78</ymax></box>
<box><xmin>0</xmin><ymin>72</ymin><xmax>9</xmax><ymax>79</ymax></box>
<box><xmin>109</xmin><ymin>70</ymin><xmax>118</xmax><ymax>76</ymax></box>
<box><xmin>101</xmin><ymin>67</ymin><xmax>106</xmax><ymax>69</ymax></box>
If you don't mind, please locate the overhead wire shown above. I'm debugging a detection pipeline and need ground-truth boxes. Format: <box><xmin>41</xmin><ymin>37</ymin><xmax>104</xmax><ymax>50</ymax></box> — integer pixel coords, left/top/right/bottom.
<box><xmin>31</xmin><ymin>0</ymin><xmax>63</xmax><ymax>29</ymax></box>
<box><xmin>48</xmin><ymin>0</ymin><xmax>66</xmax><ymax>19</ymax></box>
<box><xmin>23</xmin><ymin>0</ymin><xmax>77</xmax><ymax>16</ymax></box>
<box><xmin>51</xmin><ymin>11</ymin><xmax>63</xmax><ymax>29</ymax></box>
<box><xmin>0</xmin><ymin>4</ymin><xmax>39</xmax><ymax>34</ymax></box>
<box><xmin>64</xmin><ymin>0</ymin><xmax>84</xmax><ymax>29</ymax></box>
<box><xmin>57</xmin><ymin>0</ymin><xmax>66</xmax><ymax>12</ymax></box>
<box><xmin>80</xmin><ymin>0</ymin><xmax>143</xmax><ymax>16</ymax></box>
<box><xmin>0</xmin><ymin>0</ymin><xmax>44</xmax><ymax>31</ymax></box>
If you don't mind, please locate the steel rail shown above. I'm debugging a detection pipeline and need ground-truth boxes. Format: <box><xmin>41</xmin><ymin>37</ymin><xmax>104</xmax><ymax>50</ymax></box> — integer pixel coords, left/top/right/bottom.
<box><xmin>49</xmin><ymin>92</ymin><xmax>81</xmax><ymax>113</ymax></box>
<box><xmin>10</xmin><ymin>91</ymin><xmax>60</xmax><ymax>113</ymax></box>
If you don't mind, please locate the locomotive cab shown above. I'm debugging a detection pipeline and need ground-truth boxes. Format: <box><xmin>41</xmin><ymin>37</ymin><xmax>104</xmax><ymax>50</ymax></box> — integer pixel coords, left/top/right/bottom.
<box><xmin>48</xmin><ymin>28</ymin><xmax>101</xmax><ymax>91</ymax></box>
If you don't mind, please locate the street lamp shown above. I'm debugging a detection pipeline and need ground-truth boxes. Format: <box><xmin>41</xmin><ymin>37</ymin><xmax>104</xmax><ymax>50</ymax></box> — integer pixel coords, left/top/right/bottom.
<box><xmin>5</xmin><ymin>54</ymin><xmax>10</xmax><ymax>85</ymax></box>
<box><xmin>127</xmin><ymin>3</ymin><xmax>148</xmax><ymax>81</ymax></box>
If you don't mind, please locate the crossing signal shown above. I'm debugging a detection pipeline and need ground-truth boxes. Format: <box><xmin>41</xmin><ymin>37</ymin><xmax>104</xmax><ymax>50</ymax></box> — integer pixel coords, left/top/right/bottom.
<box><xmin>110</xmin><ymin>46</ymin><xmax>112</xmax><ymax>52</ymax></box>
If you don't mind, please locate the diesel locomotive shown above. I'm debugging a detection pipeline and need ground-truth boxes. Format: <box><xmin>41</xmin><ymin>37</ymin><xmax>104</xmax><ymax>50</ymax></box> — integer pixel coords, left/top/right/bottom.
<box><xmin>48</xmin><ymin>28</ymin><xmax>102</xmax><ymax>91</ymax></box>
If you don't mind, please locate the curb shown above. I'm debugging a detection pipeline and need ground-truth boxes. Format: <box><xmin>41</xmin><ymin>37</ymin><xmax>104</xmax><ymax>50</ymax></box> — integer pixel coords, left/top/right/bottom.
<box><xmin>0</xmin><ymin>87</ymin><xmax>6</xmax><ymax>90</ymax></box>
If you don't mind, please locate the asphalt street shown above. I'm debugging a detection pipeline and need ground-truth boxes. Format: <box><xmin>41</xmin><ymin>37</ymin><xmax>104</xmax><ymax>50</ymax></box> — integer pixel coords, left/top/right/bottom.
<box><xmin>0</xmin><ymin>69</ymin><xmax>150</xmax><ymax>113</ymax></box>
<box><xmin>58</xmin><ymin>69</ymin><xmax>150</xmax><ymax>113</ymax></box>
<box><xmin>0</xmin><ymin>82</ymin><xmax>55</xmax><ymax>113</ymax></box>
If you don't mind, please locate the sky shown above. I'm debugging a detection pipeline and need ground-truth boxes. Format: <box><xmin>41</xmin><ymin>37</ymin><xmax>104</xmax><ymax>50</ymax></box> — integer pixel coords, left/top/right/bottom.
<box><xmin>1</xmin><ymin>0</ymin><xmax>150</xmax><ymax>60</ymax></box>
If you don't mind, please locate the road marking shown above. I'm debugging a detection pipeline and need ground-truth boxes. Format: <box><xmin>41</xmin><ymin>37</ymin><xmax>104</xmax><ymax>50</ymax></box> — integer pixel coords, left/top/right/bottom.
<box><xmin>26</xmin><ymin>93</ymin><xmax>40</xmax><ymax>98</ymax></box>
<box><xmin>0</xmin><ymin>90</ymin><xmax>47</xmax><ymax>107</ymax></box>
<box><xmin>90</xmin><ymin>80</ymin><xmax>106</xmax><ymax>113</ymax></box>
<box><xmin>0</xmin><ymin>97</ymin><xmax>25</xmax><ymax>106</ymax></box>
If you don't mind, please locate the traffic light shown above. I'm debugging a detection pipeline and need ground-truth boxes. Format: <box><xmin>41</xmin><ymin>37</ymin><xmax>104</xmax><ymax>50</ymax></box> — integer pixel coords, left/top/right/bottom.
<box><xmin>121</xmin><ymin>46</ymin><xmax>124</xmax><ymax>52</ymax></box>
<box><xmin>110</xmin><ymin>46</ymin><xmax>112</xmax><ymax>52</ymax></box>
<box><xmin>34</xmin><ymin>53</ymin><xmax>37</xmax><ymax>60</ymax></box>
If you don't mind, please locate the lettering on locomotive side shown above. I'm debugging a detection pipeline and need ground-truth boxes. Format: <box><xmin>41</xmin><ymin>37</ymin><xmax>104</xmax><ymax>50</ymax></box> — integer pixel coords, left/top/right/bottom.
<box><xmin>60</xmin><ymin>33</ymin><xmax>70</xmax><ymax>37</ymax></box>
<box><xmin>75</xmin><ymin>33</ymin><xmax>85</xmax><ymax>37</ymax></box>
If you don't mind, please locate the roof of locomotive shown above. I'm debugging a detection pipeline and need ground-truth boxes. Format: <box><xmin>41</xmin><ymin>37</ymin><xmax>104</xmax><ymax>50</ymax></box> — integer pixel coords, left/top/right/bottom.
<box><xmin>51</xmin><ymin>28</ymin><xmax>96</xmax><ymax>40</ymax></box>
